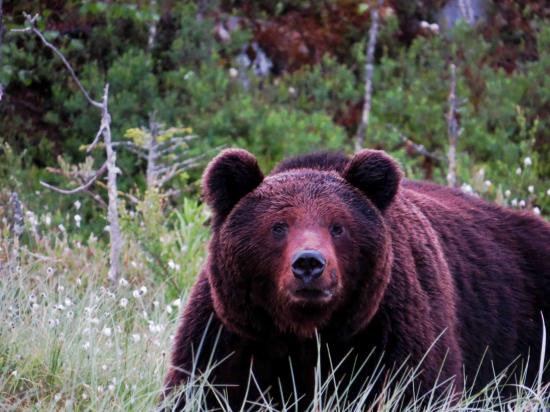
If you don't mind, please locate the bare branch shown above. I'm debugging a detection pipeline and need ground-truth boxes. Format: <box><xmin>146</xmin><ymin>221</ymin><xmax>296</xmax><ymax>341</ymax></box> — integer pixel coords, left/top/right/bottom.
<box><xmin>156</xmin><ymin>156</ymin><xmax>208</xmax><ymax>187</ymax></box>
<box><xmin>40</xmin><ymin>162</ymin><xmax>108</xmax><ymax>194</ymax></box>
<box><xmin>146</xmin><ymin>117</ymin><xmax>160</xmax><ymax>188</ymax></box>
<box><xmin>447</xmin><ymin>63</ymin><xmax>459</xmax><ymax>188</ymax></box>
<box><xmin>147</xmin><ymin>0</ymin><xmax>158</xmax><ymax>53</ymax></box>
<box><xmin>355</xmin><ymin>0</ymin><xmax>383</xmax><ymax>152</ymax></box>
<box><xmin>387</xmin><ymin>124</ymin><xmax>444</xmax><ymax>163</ymax></box>
<box><xmin>99</xmin><ymin>84</ymin><xmax>123</xmax><ymax>282</ymax></box>
<box><xmin>87</xmin><ymin>123</ymin><xmax>106</xmax><ymax>153</ymax></box>
<box><xmin>42</xmin><ymin>166</ymin><xmax>108</xmax><ymax>209</ymax></box>
<box><xmin>14</xmin><ymin>12</ymin><xmax>101</xmax><ymax>108</ymax></box>
<box><xmin>112</xmin><ymin>141</ymin><xmax>148</xmax><ymax>158</ymax></box>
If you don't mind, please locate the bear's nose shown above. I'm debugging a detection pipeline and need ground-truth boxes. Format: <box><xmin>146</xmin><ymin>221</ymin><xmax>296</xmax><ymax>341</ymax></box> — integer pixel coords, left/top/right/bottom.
<box><xmin>291</xmin><ymin>250</ymin><xmax>326</xmax><ymax>283</ymax></box>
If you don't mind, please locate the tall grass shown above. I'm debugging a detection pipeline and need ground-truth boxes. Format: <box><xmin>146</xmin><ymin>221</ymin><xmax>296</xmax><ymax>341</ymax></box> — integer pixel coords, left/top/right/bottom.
<box><xmin>1</xmin><ymin>220</ymin><xmax>548</xmax><ymax>411</ymax></box>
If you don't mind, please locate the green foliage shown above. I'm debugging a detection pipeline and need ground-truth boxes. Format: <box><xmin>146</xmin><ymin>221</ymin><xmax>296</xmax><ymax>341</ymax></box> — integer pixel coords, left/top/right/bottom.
<box><xmin>121</xmin><ymin>191</ymin><xmax>209</xmax><ymax>298</ymax></box>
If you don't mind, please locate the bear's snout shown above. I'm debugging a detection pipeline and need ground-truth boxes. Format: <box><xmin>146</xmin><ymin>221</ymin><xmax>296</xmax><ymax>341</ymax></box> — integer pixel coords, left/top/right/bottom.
<box><xmin>291</xmin><ymin>249</ymin><xmax>326</xmax><ymax>283</ymax></box>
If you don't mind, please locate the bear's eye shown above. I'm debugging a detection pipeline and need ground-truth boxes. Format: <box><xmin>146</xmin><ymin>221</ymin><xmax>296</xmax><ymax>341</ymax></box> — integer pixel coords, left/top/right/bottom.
<box><xmin>272</xmin><ymin>222</ymin><xmax>288</xmax><ymax>237</ymax></box>
<box><xmin>330</xmin><ymin>224</ymin><xmax>344</xmax><ymax>237</ymax></box>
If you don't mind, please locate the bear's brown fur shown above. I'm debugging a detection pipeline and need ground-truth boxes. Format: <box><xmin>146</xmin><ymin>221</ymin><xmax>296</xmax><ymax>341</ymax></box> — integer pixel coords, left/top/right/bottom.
<box><xmin>164</xmin><ymin>149</ymin><xmax>550</xmax><ymax>409</ymax></box>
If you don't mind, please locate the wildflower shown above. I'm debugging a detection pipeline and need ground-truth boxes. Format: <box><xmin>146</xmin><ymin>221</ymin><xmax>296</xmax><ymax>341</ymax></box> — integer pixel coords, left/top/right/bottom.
<box><xmin>511</xmin><ymin>198</ymin><xmax>518</xmax><ymax>207</ymax></box>
<box><xmin>108</xmin><ymin>384</ymin><xmax>115</xmax><ymax>392</ymax></box>
<box><xmin>228</xmin><ymin>67</ymin><xmax>238</xmax><ymax>78</ymax></box>
<box><xmin>132</xmin><ymin>289</ymin><xmax>141</xmax><ymax>299</ymax></box>
<box><xmin>119</xmin><ymin>278</ymin><xmax>129</xmax><ymax>287</ymax></box>
<box><xmin>74</xmin><ymin>214</ymin><xmax>82</xmax><ymax>227</ymax></box>
<box><xmin>48</xmin><ymin>318</ymin><xmax>60</xmax><ymax>328</ymax></box>
<box><xmin>460</xmin><ymin>183</ymin><xmax>473</xmax><ymax>194</ymax></box>
<box><xmin>288</xmin><ymin>86</ymin><xmax>297</xmax><ymax>96</ymax></box>
<box><xmin>44</xmin><ymin>215</ymin><xmax>52</xmax><ymax>226</ymax></box>
<box><xmin>104</xmin><ymin>225</ymin><xmax>111</xmax><ymax>233</ymax></box>
<box><xmin>83</xmin><ymin>341</ymin><xmax>91</xmax><ymax>351</ymax></box>
<box><xmin>131</xmin><ymin>333</ymin><xmax>141</xmax><ymax>343</ymax></box>
<box><xmin>528</xmin><ymin>185</ymin><xmax>534</xmax><ymax>194</ymax></box>
<box><xmin>504</xmin><ymin>190</ymin><xmax>511</xmax><ymax>198</ymax></box>
<box><xmin>483</xmin><ymin>180</ymin><xmax>492</xmax><ymax>190</ymax></box>
<box><xmin>139</xmin><ymin>286</ymin><xmax>148</xmax><ymax>296</ymax></box>
<box><xmin>54</xmin><ymin>304</ymin><xmax>65</xmax><ymax>311</ymax></box>
<box><xmin>533</xmin><ymin>207</ymin><xmax>541</xmax><ymax>216</ymax></box>
<box><xmin>130</xmin><ymin>260</ymin><xmax>138</xmax><ymax>268</ymax></box>
<box><xmin>28</xmin><ymin>293</ymin><xmax>37</xmax><ymax>304</ymax></box>
<box><xmin>172</xmin><ymin>298</ymin><xmax>181</xmax><ymax>308</ymax></box>
<box><xmin>76</xmin><ymin>277</ymin><xmax>82</xmax><ymax>286</ymax></box>
<box><xmin>519</xmin><ymin>200</ymin><xmax>526</xmax><ymax>208</ymax></box>
<box><xmin>119</xmin><ymin>298</ymin><xmax>128</xmax><ymax>308</ymax></box>
<box><xmin>420</xmin><ymin>20</ymin><xmax>430</xmax><ymax>29</ymax></box>
<box><xmin>16</xmin><ymin>265</ymin><xmax>22</xmax><ymax>274</ymax></box>
<box><xmin>31</xmin><ymin>303</ymin><xmax>40</xmax><ymax>312</ymax></box>
<box><xmin>102</xmin><ymin>364</ymin><xmax>108</xmax><ymax>371</ymax></box>
<box><xmin>168</xmin><ymin>259</ymin><xmax>176</xmax><ymax>270</ymax></box>
<box><xmin>166</xmin><ymin>305</ymin><xmax>173</xmax><ymax>314</ymax></box>
<box><xmin>153</xmin><ymin>300</ymin><xmax>159</xmax><ymax>307</ymax></box>
<box><xmin>97</xmin><ymin>386</ymin><xmax>104</xmax><ymax>394</ymax></box>
<box><xmin>64</xmin><ymin>298</ymin><xmax>73</xmax><ymax>307</ymax></box>
<box><xmin>516</xmin><ymin>167</ymin><xmax>522</xmax><ymax>176</ymax></box>
<box><xmin>66</xmin><ymin>311</ymin><xmax>74</xmax><ymax>319</ymax></box>
<box><xmin>523</xmin><ymin>157</ymin><xmax>532</xmax><ymax>167</ymax></box>
<box><xmin>58</xmin><ymin>223</ymin><xmax>66</xmax><ymax>232</ymax></box>
<box><xmin>57</xmin><ymin>285</ymin><xmax>64</xmax><ymax>293</ymax></box>
<box><xmin>54</xmin><ymin>393</ymin><xmax>62</xmax><ymax>402</ymax></box>
<box><xmin>429</xmin><ymin>23</ymin><xmax>440</xmax><ymax>34</ymax></box>
<box><xmin>47</xmin><ymin>267</ymin><xmax>55</xmax><ymax>276</ymax></box>
<box><xmin>11</xmin><ymin>370</ymin><xmax>17</xmax><ymax>377</ymax></box>
<box><xmin>74</xmin><ymin>200</ymin><xmax>81</xmax><ymax>210</ymax></box>
<box><xmin>90</xmin><ymin>317</ymin><xmax>100</xmax><ymax>325</ymax></box>
<box><xmin>547</xmin><ymin>188</ymin><xmax>550</xmax><ymax>197</ymax></box>
<box><xmin>82</xmin><ymin>393</ymin><xmax>88</xmax><ymax>400</ymax></box>
<box><xmin>148</xmin><ymin>322</ymin><xmax>165</xmax><ymax>334</ymax></box>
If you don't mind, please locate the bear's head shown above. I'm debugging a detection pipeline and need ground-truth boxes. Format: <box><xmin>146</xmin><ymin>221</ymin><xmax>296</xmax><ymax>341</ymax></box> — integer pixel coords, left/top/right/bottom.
<box><xmin>203</xmin><ymin>149</ymin><xmax>401</xmax><ymax>340</ymax></box>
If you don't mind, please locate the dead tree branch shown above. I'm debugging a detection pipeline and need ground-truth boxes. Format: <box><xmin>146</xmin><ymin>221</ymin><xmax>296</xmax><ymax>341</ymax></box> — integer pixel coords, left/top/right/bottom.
<box><xmin>40</xmin><ymin>162</ymin><xmax>108</xmax><ymax>195</ymax></box>
<box><xmin>147</xmin><ymin>0</ymin><xmax>158</xmax><ymax>53</ymax></box>
<box><xmin>16</xmin><ymin>13</ymin><xmax>123</xmax><ymax>281</ymax></box>
<box><xmin>387</xmin><ymin>124</ymin><xmax>444</xmax><ymax>163</ymax></box>
<box><xmin>13</xmin><ymin>13</ymin><xmax>101</xmax><ymax>108</ymax></box>
<box><xmin>447</xmin><ymin>63</ymin><xmax>459</xmax><ymax>188</ymax></box>
<box><xmin>355</xmin><ymin>0</ymin><xmax>382</xmax><ymax>152</ymax></box>
<box><xmin>44</xmin><ymin>166</ymin><xmax>108</xmax><ymax>209</ymax></box>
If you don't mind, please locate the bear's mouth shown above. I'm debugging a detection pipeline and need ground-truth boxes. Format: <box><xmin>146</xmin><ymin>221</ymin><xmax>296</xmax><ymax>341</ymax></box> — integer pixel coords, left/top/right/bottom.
<box><xmin>292</xmin><ymin>287</ymin><xmax>333</xmax><ymax>302</ymax></box>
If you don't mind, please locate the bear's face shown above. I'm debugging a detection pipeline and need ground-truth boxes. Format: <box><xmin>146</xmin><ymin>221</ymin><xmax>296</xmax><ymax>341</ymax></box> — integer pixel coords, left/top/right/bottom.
<box><xmin>203</xmin><ymin>149</ymin><xmax>401</xmax><ymax>340</ymax></box>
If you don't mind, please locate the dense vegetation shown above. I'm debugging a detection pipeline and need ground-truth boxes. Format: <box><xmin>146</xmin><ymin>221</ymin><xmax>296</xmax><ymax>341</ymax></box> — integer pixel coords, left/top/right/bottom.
<box><xmin>1</xmin><ymin>1</ymin><xmax>549</xmax><ymax>410</ymax></box>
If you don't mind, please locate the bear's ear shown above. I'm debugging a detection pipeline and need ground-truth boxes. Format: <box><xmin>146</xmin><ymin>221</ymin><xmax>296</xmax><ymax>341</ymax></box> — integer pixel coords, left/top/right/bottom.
<box><xmin>342</xmin><ymin>149</ymin><xmax>402</xmax><ymax>211</ymax></box>
<box><xmin>203</xmin><ymin>149</ymin><xmax>264</xmax><ymax>221</ymax></box>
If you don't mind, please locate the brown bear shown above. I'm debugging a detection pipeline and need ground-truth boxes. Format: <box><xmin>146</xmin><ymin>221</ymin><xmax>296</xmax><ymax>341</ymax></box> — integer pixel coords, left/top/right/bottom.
<box><xmin>163</xmin><ymin>148</ymin><xmax>550</xmax><ymax>410</ymax></box>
